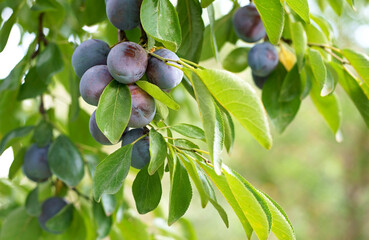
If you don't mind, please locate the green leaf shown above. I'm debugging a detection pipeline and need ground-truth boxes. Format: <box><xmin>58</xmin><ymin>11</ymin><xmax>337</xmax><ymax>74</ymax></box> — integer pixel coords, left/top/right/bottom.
<box><xmin>260</xmin><ymin>192</ymin><xmax>296</xmax><ymax>240</ymax></box>
<box><xmin>200</xmin><ymin>0</ymin><xmax>214</xmax><ymax>8</ymax></box>
<box><xmin>198</xmin><ymin>162</ymin><xmax>253</xmax><ymax>239</ymax></box>
<box><xmin>96</xmin><ymin>81</ymin><xmax>131</xmax><ymax>144</ymax></box>
<box><xmin>191</xmin><ymin>68</ymin><xmax>273</xmax><ymax>149</ymax></box>
<box><xmin>304</xmin><ymin>24</ymin><xmax>329</xmax><ymax>45</ymax></box>
<box><xmin>346</xmin><ymin>0</ymin><xmax>355</xmax><ymax>9</ymax></box>
<box><xmin>262</xmin><ymin>64</ymin><xmax>301</xmax><ymax>133</ymax></box>
<box><xmin>148</xmin><ymin>129</ymin><xmax>167</xmax><ymax>175</ymax></box>
<box><xmin>222</xmin><ymin>47</ymin><xmax>250</xmax><ymax>73</ymax></box>
<box><xmin>308</xmin><ymin>48</ymin><xmax>327</xmax><ymax>93</ymax></box>
<box><xmin>0</xmin><ymin>208</ymin><xmax>41</xmax><ymax>240</ymax></box>
<box><xmin>93</xmin><ymin>201</ymin><xmax>112</xmax><ymax>238</ymax></box>
<box><xmin>101</xmin><ymin>194</ymin><xmax>117</xmax><ymax>216</ymax></box>
<box><xmin>136</xmin><ymin>81</ymin><xmax>180</xmax><ymax>110</ymax></box>
<box><xmin>25</xmin><ymin>187</ymin><xmax>41</xmax><ymax>217</ymax></box>
<box><xmin>168</xmin><ymin>158</ymin><xmax>192</xmax><ymax>225</ymax></box>
<box><xmin>310</xmin><ymin>79</ymin><xmax>342</xmax><ymax>141</ymax></box>
<box><xmin>279</xmin><ymin>64</ymin><xmax>302</xmax><ymax>102</ymax></box>
<box><xmin>8</xmin><ymin>147</ymin><xmax>26</xmax><ymax>179</ymax></box>
<box><xmin>328</xmin><ymin>0</ymin><xmax>344</xmax><ymax>15</ymax></box>
<box><xmin>185</xmin><ymin>70</ymin><xmax>223</xmax><ymax>174</ymax></box>
<box><xmin>32</xmin><ymin>120</ymin><xmax>53</xmax><ymax>147</ymax></box>
<box><xmin>223</xmin><ymin>166</ymin><xmax>272</xmax><ymax>240</ymax></box>
<box><xmin>342</xmin><ymin>49</ymin><xmax>369</xmax><ymax>88</ymax></box>
<box><xmin>220</xmin><ymin>106</ymin><xmax>235</xmax><ymax>153</ymax></box>
<box><xmin>331</xmin><ymin>62</ymin><xmax>369</xmax><ymax>128</ymax></box>
<box><xmin>177</xmin><ymin>0</ymin><xmax>204</xmax><ymax>63</ymax></box>
<box><xmin>310</xmin><ymin>15</ymin><xmax>334</xmax><ymax>41</ymax></box>
<box><xmin>207</xmin><ymin>4</ymin><xmax>219</xmax><ymax>62</ymax></box>
<box><xmin>140</xmin><ymin>0</ymin><xmax>182</xmax><ymax>52</ymax></box>
<box><xmin>286</xmin><ymin>0</ymin><xmax>309</xmax><ymax>23</ymax></box>
<box><xmin>253</xmin><ymin>0</ymin><xmax>285</xmax><ymax>44</ymax></box>
<box><xmin>290</xmin><ymin>21</ymin><xmax>307</xmax><ymax>71</ymax></box>
<box><xmin>0</xmin><ymin>56</ymin><xmax>28</xmax><ymax>94</ymax></box>
<box><xmin>0</xmin><ymin>126</ymin><xmax>34</xmax><ymax>155</ymax></box>
<box><xmin>31</xmin><ymin>0</ymin><xmax>59</xmax><ymax>12</ymax></box>
<box><xmin>48</xmin><ymin>135</ymin><xmax>84</xmax><ymax>187</ymax></box>
<box><xmin>171</xmin><ymin>123</ymin><xmax>205</xmax><ymax>141</ymax></box>
<box><xmin>0</xmin><ymin>9</ymin><xmax>17</xmax><ymax>53</ymax></box>
<box><xmin>132</xmin><ymin>165</ymin><xmax>162</xmax><ymax>214</ymax></box>
<box><xmin>68</xmin><ymin>72</ymin><xmax>80</xmax><ymax>121</ymax></box>
<box><xmin>93</xmin><ymin>145</ymin><xmax>133</xmax><ymax>201</ymax></box>
<box><xmin>45</xmin><ymin>204</ymin><xmax>73</xmax><ymax>233</ymax></box>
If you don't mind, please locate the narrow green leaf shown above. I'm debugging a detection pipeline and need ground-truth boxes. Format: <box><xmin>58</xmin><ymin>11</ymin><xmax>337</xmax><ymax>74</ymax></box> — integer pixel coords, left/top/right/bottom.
<box><xmin>25</xmin><ymin>187</ymin><xmax>41</xmax><ymax>217</ymax></box>
<box><xmin>0</xmin><ymin>126</ymin><xmax>34</xmax><ymax>155</ymax></box>
<box><xmin>0</xmin><ymin>57</ymin><xmax>28</xmax><ymax>94</ymax></box>
<box><xmin>8</xmin><ymin>147</ymin><xmax>26</xmax><ymax>179</ymax></box>
<box><xmin>0</xmin><ymin>208</ymin><xmax>42</xmax><ymax>240</ymax></box>
<box><xmin>200</xmin><ymin>0</ymin><xmax>214</xmax><ymax>8</ymax></box>
<box><xmin>48</xmin><ymin>135</ymin><xmax>84</xmax><ymax>187</ymax></box>
<box><xmin>328</xmin><ymin>0</ymin><xmax>344</xmax><ymax>15</ymax></box>
<box><xmin>346</xmin><ymin>0</ymin><xmax>355</xmax><ymax>9</ymax></box>
<box><xmin>168</xmin><ymin>158</ymin><xmax>192</xmax><ymax>225</ymax></box>
<box><xmin>93</xmin><ymin>145</ymin><xmax>133</xmax><ymax>201</ymax></box>
<box><xmin>185</xmin><ymin>70</ymin><xmax>223</xmax><ymax>174</ymax></box>
<box><xmin>198</xmin><ymin>162</ymin><xmax>253</xmax><ymax>239</ymax></box>
<box><xmin>0</xmin><ymin>10</ymin><xmax>17</xmax><ymax>53</ymax></box>
<box><xmin>191</xmin><ymin>68</ymin><xmax>273</xmax><ymax>149</ymax></box>
<box><xmin>132</xmin><ymin>165</ymin><xmax>162</xmax><ymax>214</ymax></box>
<box><xmin>136</xmin><ymin>80</ymin><xmax>180</xmax><ymax>110</ymax></box>
<box><xmin>342</xmin><ymin>49</ymin><xmax>369</xmax><ymax>88</ymax></box>
<box><xmin>290</xmin><ymin>21</ymin><xmax>307</xmax><ymax>71</ymax></box>
<box><xmin>262</xmin><ymin>64</ymin><xmax>301</xmax><ymax>133</ymax></box>
<box><xmin>148</xmin><ymin>129</ymin><xmax>167</xmax><ymax>175</ymax></box>
<box><xmin>286</xmin><ymin>0</ymin><xmax>310</xmax><ymax>23</ymax></box>
<box><xmin>101</xmin><ymin>194</ymin><xmax>117</xmax><ymax>216</ymax></box>
<box><xmin>171</xmin><ymin>123</ymin><xmax>205</xmax><ymax>141</ymax></box>
<box><xmin>140</xmin><ymin>0</ymin><xmax>182</xmax><ymax>52</ymax></box>
<box><xmin>207</xmin><ymin>4</ymin><xmax>219</xmax><ymax>62</ymax></box>
<box><xmin>253</xmin><ymin>0</ymin><xmax>285</xmax><ymax>44</ymax></box>
<box><xmin>220</xmin><ymin>106</ymin><xmax>235</xmax><ymax>153</ymax></box>
<box><xmin>96</xmin><ymin>81</ymin><xmax>131</xmax><ymax>144</ymax></box>
<box><xmin>222</xmin><ymin>47</ymin><xmax>250</xmax><ymax>73</ymax></box>
<box><xmin>177</xmin><ymin>0</ymin><xmax>204</xmax><ymax>63</ymax></box>
<box><xmin>308</xmin><ymin>48</ymin><xmax>327</xmax><ymax>93</ymax></box>
<box><xmin>93</xmin><ymin>201</ymin><xmax>112</xmax><ymax>238</ymax></box>
<box><xmin>310</xmin><ymin>15</ymin><xmax>334</xmax><ymax>41</ymax></box>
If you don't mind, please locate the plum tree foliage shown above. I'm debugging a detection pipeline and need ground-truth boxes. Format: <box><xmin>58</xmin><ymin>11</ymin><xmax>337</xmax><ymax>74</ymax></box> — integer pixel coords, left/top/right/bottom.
<box><xmin>0</xmin><ymin>0</ymin><xmax>368</xmax><ymax>239</ymax></box>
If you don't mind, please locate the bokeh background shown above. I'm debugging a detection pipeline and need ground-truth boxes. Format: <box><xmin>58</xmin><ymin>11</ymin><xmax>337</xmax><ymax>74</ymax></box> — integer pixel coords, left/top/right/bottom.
<box><xmin>1</xmin><ymin>0</ymin><xmax>369</xmax><ymax>239</ymax></box>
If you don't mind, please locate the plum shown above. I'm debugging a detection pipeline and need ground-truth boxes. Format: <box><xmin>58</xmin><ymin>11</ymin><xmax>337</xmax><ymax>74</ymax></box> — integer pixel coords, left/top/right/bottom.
<box><xmin>72</xmin><ymin>39</ymin><xmax>110</xmax><ymax>78</ymax></box>
<box><xmin>248</xmin><ymin>42</ymin><xmax>278</xmax><ymax>77</ymax></box>
<box><xmin>107</xmin><ymin>42</ymin><xmax>148</xmax><ymax>84</ymax></box>
<box><xmin>121</xmin><ymin>128</ymin><xmax>150</xmax><ymax>169</ymax></box>
<box><xmin>38</xmin><ymin>197</ymin><xmax>71</xmax><ymax>234</ymax></box>
<box><xmin>106</xmin><ymin>0</ymin><xmax>142</xmax><ymax>30</ymax></box>
<box><xmin>252</xmin><ymin>72</ymin><xmax>268</xmax><ymax>89</ymax></box>
<box><xmin>146</xmin><ymin>49</ymin><xmax>183</xmax><ymax>90</ymax></box>
<box><xmin>23</xmin><ymin>144</ymin><xmax>52</xmax><ymax>182</ymax></box>
<box><xmin>233</xmin><ymin>4</ymin><xmax>266</xmax><ymax>43</ymax></box>
<box><xmin>80</xmin><ymin>65</ymin><xmax>113</xmax><ymax>106</ymax></box>
<box><xmin>128</xmin><ymin>85</ymin><xmax>156</xmax><ymax>128</ymax></box>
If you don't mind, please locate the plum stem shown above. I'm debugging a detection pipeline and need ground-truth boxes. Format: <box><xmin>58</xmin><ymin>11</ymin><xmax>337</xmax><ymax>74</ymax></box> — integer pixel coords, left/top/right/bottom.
<box><xmin>118</xmin><ymin>29</ymin><xmax>127</xmax><ymax>42</ymax></box>
<box><xmin>180</xmin><ymin>58</ymin><xmax>204</xmax><ymax>69</ymax></box>
<box><xmin>130</xmin><ymin>133</ymin><xmax>149</xmax><ymax>146</ymax></box>
<box><xmin>171</xmin><ymin>144</ymin><xmax>211</xmax><ymax>164</ymax></box>
<box><xmin>307</xmin><ymin>42</ymin><xmax>342</xmax><ymax>54</ymax></box>
<box><xmin>149</xmin><ymin>52</ymin><xmax>195</xmax><ymax>70</ymax></box>
<box><xmin>31</xmin><ymin>13</ymin><xmax>48</xmax><ymax>59</ymax></box>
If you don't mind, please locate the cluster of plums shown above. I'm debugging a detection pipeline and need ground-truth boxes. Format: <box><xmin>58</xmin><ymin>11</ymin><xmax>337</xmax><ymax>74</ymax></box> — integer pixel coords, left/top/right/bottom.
<box><xmin>22</xmin><ymin>144</ymin><xmax>71</xmax><ymax>233</ymax></box>
<box><xmin>71</xmin><ymin>0</ymin><xmax>183</xmax><ymax>170</ymax></box>
<box><xmin>233</xmin><ymin>4</ymin><xmax>279</xmax><ymax>89</ymax></box>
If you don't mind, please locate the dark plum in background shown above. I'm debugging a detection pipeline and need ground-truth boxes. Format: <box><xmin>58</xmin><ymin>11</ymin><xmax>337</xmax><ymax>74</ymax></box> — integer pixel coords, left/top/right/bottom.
<box><xmin>128</xmin><ymin>85</ymin><xmax>156</xmax><ymax>128</ymax></box>
<box><xmin>107</xmin><ymin>42</ymin><xmax>148</xmax><ymax>84</ymax></box>
<box><xmin>71</xmin><ymin>39</ymin><xmax>110</xmax><ymax>78</ymax></box>
<box><xmin>39</xmin><ymin>197</ymin><xmax>71</xmax><ymax>234</ymax></box>
<box><xmin>122</xmin><ymin>128</ymin><xmax>150</xmax><ymax>169</ymax></box>
<box><xmin>147</xmin><ymin>49</ymin><xmax>183</xmax><ymax>90</ymax></box>
<box><xmin>248</xmin><ymin>42</ymin><xmax>279</xmax><ymax>77</ymax></box>
<box><xmin>106</xmin><ymin>0</ymin><xmax>142</xmax><ymax>30</ymax></box>
<box><xmin>23</xmin><ymin>144</ymin><xmax>51</xmax><ymax>182</ymax></box>
<box><xmin>80</xmin><ymin>65</ymin><xmax>113</xmax><ymax>106</ymax></box>
<box><xmin>252</xmin><ymin>72</ymin><xmax>268</xmax><ymax>89</ymax></box>
<box><xmin>233</xmin><ymin>4</ymin><xmax>266</xmax><ymax>43</ymax></box>
<box><xmin>89</xmin><ymin>111</ymin><xmax>113</xmax><ymax>145</ymax></box>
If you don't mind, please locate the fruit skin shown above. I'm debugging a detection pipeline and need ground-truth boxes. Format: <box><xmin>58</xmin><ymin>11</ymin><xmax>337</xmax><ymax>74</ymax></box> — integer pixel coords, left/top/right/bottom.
<box><xmin>233</xmin><ymin>4</ymin><xmax>266</xmax><ymax>43</ymax></box>
<box><xmin>80</xmin><ymin>65</ymin><xmax>113</xmax><ymax>106</ymax></box>
<box><xmin>89</xmin><ymin>111</ymin><xmax>128</xmax><ymax>145</ymax></box>
<box><xmin>248</xmin><ymin>42</ymin><xmax>279</xmax><ymax>77</ymax></box>
<box><xmin>23</xmin><ymin>144</ymin><xmax>52</xmax><ymax>182</ymax></box>
<box><xmin>71</xmin><ymin>39</ymin><xmax>110</xmax><ymax>78</ymax></box>
<box><xmin>106</xmin><ymin>0</ymin><xmax>142</xmax><ymax>30</ymax></box>
<box><xmin>121</xmin><ymin>128</ymin><xmax>150</xmax><ymax>169</ymax></box>
<box><xmin>146</xmin><ymin>49</ymin><xmax>184</xmax><ymax>90</ymax></box>
<box><xmin>38</xmin><ymin>197</ymin><xmax>70</xmax><ymax>234</ymax></box>
<box><xmin>252</xmin><ymin>72</ymin><xmax>268</xmax><ymax>89</ymax></box>
<box><xmin>128</xmin><ymin>85</ymin><xmax>156</xmax><ymax>128</ymax></box>
<box><xmin>107</xmin><ymin>42</ymin><xmax>148</xmax><ymax>84</ymax></box>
